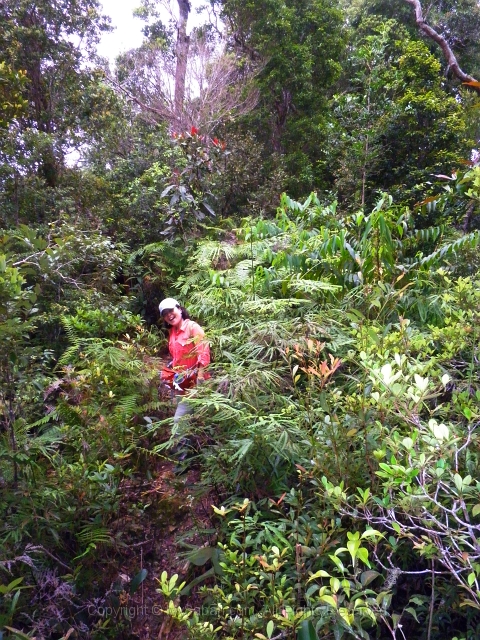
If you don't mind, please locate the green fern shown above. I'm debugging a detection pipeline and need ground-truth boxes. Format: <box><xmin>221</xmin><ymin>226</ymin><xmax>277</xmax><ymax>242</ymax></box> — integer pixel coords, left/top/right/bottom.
<box><xmin>77</xmin><ymin>525</ymin><xmax>113</xmax><ymax>545</ymax></box>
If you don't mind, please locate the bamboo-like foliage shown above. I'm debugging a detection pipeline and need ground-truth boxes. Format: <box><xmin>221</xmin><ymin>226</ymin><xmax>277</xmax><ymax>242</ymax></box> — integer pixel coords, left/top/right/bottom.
<box><xmin>2</xmin><ymin>185</ymin><xmax>480</xmax><ymax>638</ymax></box>
<box><xmin>153</xmin><ymin>189</ymin><xmax>480</xmax><ymax>639</ymax></box>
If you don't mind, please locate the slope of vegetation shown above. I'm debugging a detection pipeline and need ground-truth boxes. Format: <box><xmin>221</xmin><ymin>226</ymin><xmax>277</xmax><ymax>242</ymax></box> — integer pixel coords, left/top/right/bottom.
<box><xmin>1</xmin><ymin>0</ymin><xmax>480</xmax><ymax>639</ymax></box>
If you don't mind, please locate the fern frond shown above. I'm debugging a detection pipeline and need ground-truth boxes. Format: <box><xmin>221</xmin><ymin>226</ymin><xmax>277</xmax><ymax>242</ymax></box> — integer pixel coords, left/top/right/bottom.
<box><xmin>60</xmin><ymin>315</ymin><xmax>82</xmax><ymax>343</ymax></box>
<box><xmin>112</xmin><ymin>394</ymin><xmax>141</xmax><ymax>419</ymax></box>
<box><xmin>77</xmin><ymin>526</ymin><xmax>113</xmax><ymax>545</ymax></box>
<box><xmin>26</xmin><ymin>411</ymin><xmax>59</xmax><ymax>429</ymax></box>
<box><xmin>141</xmin><ymin>400</ymin><xmax>171</xmax><ymax>412</ymax></box>
<box><xmin>128</xmin><ymin>242</ymin><xmax>165</xmax><ymax>262</ymax></box>
<box><xmin>228</xmin><ymin>259</ymin><xmax>260</xmax><ymax>287</ymax></box>
<box><xmin>177</xmin><ymin>269</ymin><xmax>211</xmax><ymax>297</ymax></box>
<box><xmin>286</xmin><ymin>275</ymin><xmax>342</xmax><ymax>296</ymax></box>
<box><xmin>191</xmin><ymin>240</ymin><xmax>240</xmax><ymax>268</ymax></box>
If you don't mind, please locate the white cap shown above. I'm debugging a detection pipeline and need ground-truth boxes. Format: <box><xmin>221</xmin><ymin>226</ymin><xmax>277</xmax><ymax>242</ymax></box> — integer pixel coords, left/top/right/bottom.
<box><xmin>159</xmin><ymin>298</ymin><xmax>180</xmax><ymax>315</ymax></box>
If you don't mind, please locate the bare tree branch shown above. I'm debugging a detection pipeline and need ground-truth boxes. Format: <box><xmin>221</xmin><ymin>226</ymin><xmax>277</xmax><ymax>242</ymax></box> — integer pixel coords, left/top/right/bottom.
<box><xmin>107</xmin><ymin>74</ymin><xmax>172</xmax><ymax>125</ymax></box>
<box><xmin>404</xmin><ymin>0</ymin><xmax>480</xmax><ymax>93</ymax></box>
<box><xmin>110</xmin><ymin>35</ymin><xmax>261</xmax><ymax>134</ymax></box>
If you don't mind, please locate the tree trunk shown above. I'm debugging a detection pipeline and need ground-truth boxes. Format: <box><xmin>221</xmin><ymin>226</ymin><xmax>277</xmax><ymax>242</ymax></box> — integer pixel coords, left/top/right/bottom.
<box><xmin>272</xmin><ymin>89</ymin><xmax>294</xmax><ymax>153</ymax></box>
<box><xmin>22</xmin><ymin>5</ymin><xmax>59</xmax><ymax>187</ymax></box>
<box><xmin>174</xmin><ymin>0</ymin><xmax>191</xmax><ymax>127</ymax></box>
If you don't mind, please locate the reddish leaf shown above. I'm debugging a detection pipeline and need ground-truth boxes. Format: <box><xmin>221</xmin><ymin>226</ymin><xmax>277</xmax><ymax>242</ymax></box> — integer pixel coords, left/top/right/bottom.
<box><xmin>415</xmin><ymin>196</ymin><xmax>439</xmax><ymax>207</ymax></box>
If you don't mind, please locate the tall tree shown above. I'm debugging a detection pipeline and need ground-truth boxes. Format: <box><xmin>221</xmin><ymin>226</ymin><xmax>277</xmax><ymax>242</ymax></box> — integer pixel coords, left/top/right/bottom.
<box><xmin>327</xmin><ymin>18</ymin><xmax>471</xmax><ymax>209</ymax></box>
<box><xmin>213</xmin><ymin>0</ymin><xmax>347</xmax><ymax>195</ymax></box>
<box><xmin>355</xmin><ymin>0</ymin><xmax>480</xmax><ymax>89</ymax></box>
<box><xmin>114</xmin><ymin>0</ymin><xmax>260</xmax><ymax>133</ymax></box>
<box><xmin>0</xmin><ymin>62</ymin><xmax>28</xmax><ymax>129</ymax></box>
<box><xmin>174</xmin><ymin>0</ymin><xmax>191</xmax><ymax>119</ymax></box>
<box><xmin>112</xmin><ymin>33</ymin><xmax>260</xmax><ymax>134</ymax></box>
<box><xmin>0</xmin><ymin>0</ymin><xmax>110</xmax><ymax>197</ymax></box>
<box><xmin>403</xmin><ymin>0</ymin><xmax>480</xmax><ymax>90</ymax></box>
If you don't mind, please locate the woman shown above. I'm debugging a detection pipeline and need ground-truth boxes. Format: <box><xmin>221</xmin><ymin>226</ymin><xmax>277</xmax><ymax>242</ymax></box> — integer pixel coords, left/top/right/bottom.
<box><xmin>159</xmin><ymin>297</ymin><xmax>210</xmax><ymax>427</ymax></box>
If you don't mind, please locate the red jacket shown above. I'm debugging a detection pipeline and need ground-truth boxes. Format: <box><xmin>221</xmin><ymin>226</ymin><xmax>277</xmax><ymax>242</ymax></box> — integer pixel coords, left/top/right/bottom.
<box><xmin>168</xmin><ymin>319</ymin><xmax>210</xmax><ymax>371</ymax></box>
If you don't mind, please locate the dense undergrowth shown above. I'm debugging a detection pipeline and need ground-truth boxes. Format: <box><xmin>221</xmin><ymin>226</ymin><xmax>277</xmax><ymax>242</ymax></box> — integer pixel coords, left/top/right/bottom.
<box><xmin>3</xmin><ymin>0</ymin><xmax>480</xmax><ymax>636</ymax></box>
<box><xmin>1</xmin><ymin>182</ymin><xmax>480</xmax><ymax>639</ymax></box>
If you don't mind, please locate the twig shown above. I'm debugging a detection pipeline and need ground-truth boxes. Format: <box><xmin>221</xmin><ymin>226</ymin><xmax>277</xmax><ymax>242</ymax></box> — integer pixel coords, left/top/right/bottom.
<box><xmin>26</xmin><ymin>544</ymin><xmax>72</xmax><ymax>572</ymax></box>
<box><xmin>427</xmin><ymin>559</ymin><xmax>434</xmax><ymax>640</ymax></box>
<box><xmin>128</xmin><ymin>538</ymin><xmax>155</xmax><ymax>548</ymax></box>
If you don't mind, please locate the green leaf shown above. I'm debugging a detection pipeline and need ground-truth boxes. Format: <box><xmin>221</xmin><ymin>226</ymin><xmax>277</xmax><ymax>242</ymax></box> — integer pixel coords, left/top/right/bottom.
<box><xmin>297</xmin><ymin>619</ymin><xmax>318</xmax><ymax>640</ymax></box>
<box><xmin>347</xmin><ymin>538</ymin><xmax>360</xmax><ymax>562</ymax></box>
<box><xmin>308</xmin><ymin>569</ymin><xmax>331</xmax><ymax>582</ymax></box>
<box><xmin>357</xmin><ymin>547</ymin><xmax>371</xmax><ymax>567</ymax></box>
<box><xmin>187</xmin><ymin>547</ymin><xmax>214</xmax><ymax>566</ymax></box>
<box><xmin>319</xmin><ymin>594</ymin><xmax>338</xmax><ymax>608</ymax></box>
<box><xmin>0</xmin><ymin>577</ymin><xmax>24</xmax><ymax>595</ymax></box>
<box><xmin>360</xmin><ymin>570</ymin><xmax>380</xmax><ymax>586</ymax></box>
<box><xmin>329</xmin><ymin>553</ymin><xmax>345</xmax><ymax>573</ymax></box>
<box><xmin>266</xmin><ymin>620</ymin><xmax>274</xmax><ymax>638</ymax></box>
<box><xmin>129</xmin><ymin>569</ymin><xmax>148</xmax><ymax>595</ymax></box>
<box><xmin>168</xmin><ymin>574</ymin><xmax>179</xmax><ymax>592</ymax></box>
<box><xmin>391</xmin><ymin>521</ymin><xmax>401</xmax><ymax>534</ymax></box>
<box><xmin>454</xmin><ymin>474</ymin><xmax>463</xmax><ymax>493</ymax></box>
<box><xmin>3</xmin><ymin>628</ymin><xmax>32</xmax><ymax>640</ymax></box>
<box><xmin>330</xmin><ymin>577</ymin><xmax>341</xmax><ymax>593</ymax></box>
<box><xmin>471</xmin><ymin>504</ymin><xmax>480</xmax><ymax>517</ymax></box>
<box><xmin>8</xmin><ymin>588</ymin><xmax>20</xmax><ymax>616</ymax></box>
<box><xmin>361</xmin><ymin>529</ymin><xmax>383</xmax><ymax>540</ymax></box>
<box><xmin>306</xmin><ymin>584</ymin><xmax>320</xmax><ymax>597</ymax></box>
<box><xmin>404</xmin><ymin>606</ymin><xmax>419</xmax><ymax>622</ymax></box>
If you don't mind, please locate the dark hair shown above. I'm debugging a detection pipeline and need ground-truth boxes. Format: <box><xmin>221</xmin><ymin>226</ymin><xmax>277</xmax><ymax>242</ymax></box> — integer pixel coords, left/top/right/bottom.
<box><xmin>162</xmin><ymin>305</ymin><xmax>190</xmax><ymax>328</ymax></box>
<box><xmin>179</xmin><ymin>305</ymin><xmax>190</xmax><ymax>320</ymax></box>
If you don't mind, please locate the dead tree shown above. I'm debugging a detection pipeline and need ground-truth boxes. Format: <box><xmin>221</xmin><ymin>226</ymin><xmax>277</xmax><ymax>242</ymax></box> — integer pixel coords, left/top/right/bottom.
<box><xmin>174</xmin><ymin>0</ymin><xmax>191</xmax><ymax>125</ymax></box>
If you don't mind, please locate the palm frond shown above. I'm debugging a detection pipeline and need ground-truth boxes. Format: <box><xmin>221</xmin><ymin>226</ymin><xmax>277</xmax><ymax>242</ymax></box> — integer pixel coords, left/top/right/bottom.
<box><xmin>417</xmin><ymin>231</ymin><xmax>480</xmax><ymax>270</ymax></box>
